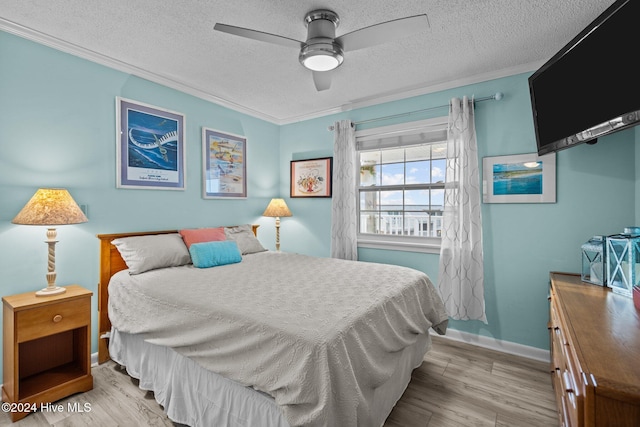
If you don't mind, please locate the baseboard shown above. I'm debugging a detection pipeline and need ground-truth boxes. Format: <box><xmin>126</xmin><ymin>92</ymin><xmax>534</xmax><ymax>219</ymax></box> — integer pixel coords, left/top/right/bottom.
<box><xmin>434</xmin><ymin>328</ymin><xmax>551</xmax><ymax>363</ymax></box>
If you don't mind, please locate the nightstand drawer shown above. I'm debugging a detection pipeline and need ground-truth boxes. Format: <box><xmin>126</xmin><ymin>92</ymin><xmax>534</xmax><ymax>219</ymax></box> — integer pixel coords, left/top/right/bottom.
<box><xmin>16</xmin><ymin>297</ymin><xmax>90</xmax><ymax>342</ymax></box>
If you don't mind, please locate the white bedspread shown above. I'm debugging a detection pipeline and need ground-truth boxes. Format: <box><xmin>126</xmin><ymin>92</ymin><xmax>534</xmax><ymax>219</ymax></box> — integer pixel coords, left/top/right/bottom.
<box><xmin>108</xmin><ymin>251</ymin><xmax>448</xmax><ymax>427</ymax></box>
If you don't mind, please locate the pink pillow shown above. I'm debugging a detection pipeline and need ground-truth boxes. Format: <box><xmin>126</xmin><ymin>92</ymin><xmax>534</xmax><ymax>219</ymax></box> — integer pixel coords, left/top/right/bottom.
<box><xmin>179</xmin><ymin>227</ymin><xmax>226</xmax><ymax>249</ymax></box>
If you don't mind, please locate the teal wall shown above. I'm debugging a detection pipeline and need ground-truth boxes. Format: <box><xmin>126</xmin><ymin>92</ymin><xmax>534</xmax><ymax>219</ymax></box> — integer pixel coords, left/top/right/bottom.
<box><xmin>279</xmin><ymin>75</ymin><xmax>638</xmax><ymax>351</ymax></box>
<box><xmin>1</xmin><ymin>29</ymin><xmax>638</xmax><ymax>382</ymax></box>
<box><xmin>0</xmin><ymin>31</ymin><xmax>282</xmax><ymax>378</ymax></box>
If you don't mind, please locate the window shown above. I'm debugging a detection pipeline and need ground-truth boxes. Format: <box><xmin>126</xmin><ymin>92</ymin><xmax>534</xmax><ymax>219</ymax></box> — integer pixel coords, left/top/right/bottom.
<box><xmin>356</xmin><ymin>117</ymin><xmax>448</xmax><ymax>253</ymax></box>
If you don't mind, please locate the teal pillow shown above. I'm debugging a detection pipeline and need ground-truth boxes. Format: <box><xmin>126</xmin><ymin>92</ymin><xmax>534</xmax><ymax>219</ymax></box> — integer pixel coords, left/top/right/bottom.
<box><xmin>189</xmin><ymin>240</ymin><xmax>242</xmax><ymax>268</ymax></box>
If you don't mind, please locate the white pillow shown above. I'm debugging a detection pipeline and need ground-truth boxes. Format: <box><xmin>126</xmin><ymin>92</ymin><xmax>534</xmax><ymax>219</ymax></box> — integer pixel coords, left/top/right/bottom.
<box><xmin>112</xmin><ymin>233</ymin><xmax>191</xmax><ymax>274</ymax></box>
<box><xmin>224</xmin><ymin>224</ymin><xmax>267</xmax><ymax>255</ymax></box>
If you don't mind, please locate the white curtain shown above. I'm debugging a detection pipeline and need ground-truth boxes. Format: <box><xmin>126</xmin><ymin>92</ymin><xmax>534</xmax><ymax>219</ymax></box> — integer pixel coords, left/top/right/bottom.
<box><xmin>438</xmin><ymin>97</ymin><xmax>486</xmax><ymax>323</ymax></box>
<box><xmin>330</xmin><ymin>120</ymin><xmax>358</xmax><ymax>260</ymax></box>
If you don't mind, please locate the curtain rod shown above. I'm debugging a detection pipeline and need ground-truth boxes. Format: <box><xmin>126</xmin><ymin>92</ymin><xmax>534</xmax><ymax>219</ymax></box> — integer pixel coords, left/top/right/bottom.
<box><xmin>328</xmin><ymin>92</ymin><xmax>503</xmax><ymax>131</ymax></box>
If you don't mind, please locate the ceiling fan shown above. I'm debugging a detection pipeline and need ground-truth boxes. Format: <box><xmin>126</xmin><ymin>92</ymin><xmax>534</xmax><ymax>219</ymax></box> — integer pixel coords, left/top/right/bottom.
<box><xmin>214</xmin><ymin>10</ymin><xmax>428</xmax><ymax>91</ymax></box>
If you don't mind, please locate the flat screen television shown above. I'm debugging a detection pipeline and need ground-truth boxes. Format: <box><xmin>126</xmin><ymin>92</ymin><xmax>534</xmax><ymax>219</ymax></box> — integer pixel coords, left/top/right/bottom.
<box><xmin>528</xmin><ymin>0</ymin><xmax>640</xmax><ymax>155</ymax></box>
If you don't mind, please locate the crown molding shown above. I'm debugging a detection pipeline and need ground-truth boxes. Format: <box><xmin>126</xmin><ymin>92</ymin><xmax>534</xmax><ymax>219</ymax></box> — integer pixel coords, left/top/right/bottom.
<box><xmin>277</xmin><ymin>61</ymin><xmax>544</xmax><ymax>125</ymax></box>
<box><xmin>0</xmin><ymin>18</ymin><xmax>282</xmax><ymax>124</ymax></box>
<box><xmin>1</xmin><ymin>18</ymin><xmax>544</xmax><ymax>127</ymax></box>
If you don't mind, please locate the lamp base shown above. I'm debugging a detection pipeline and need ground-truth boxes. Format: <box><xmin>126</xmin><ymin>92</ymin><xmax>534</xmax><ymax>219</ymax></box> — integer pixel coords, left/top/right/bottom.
<box><xmin>36</xmin><ymin>286</ymin><xmax>67</xmax><ymax>297</ymax></box>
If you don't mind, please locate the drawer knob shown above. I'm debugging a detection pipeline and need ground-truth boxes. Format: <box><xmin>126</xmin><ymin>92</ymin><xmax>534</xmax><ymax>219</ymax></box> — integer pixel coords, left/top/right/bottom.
<box><xmin>52</xmin><ymin>314</ymin><xmax>63</xmax><ymax>323</ymax></box>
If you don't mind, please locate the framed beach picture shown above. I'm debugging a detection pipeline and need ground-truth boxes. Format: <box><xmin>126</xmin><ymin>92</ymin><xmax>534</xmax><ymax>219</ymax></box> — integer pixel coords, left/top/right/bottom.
<box><xmin>202</xmin><ymin>127</ymin><xmax>247</xmax><ymax>198</ymax></box>
<box><xmin>116</xmin><ymin>97</ymin><xmax>185</xmax><ymax>190</ymax></box>
<box><xmin>482</xmin><ymin>152</ymin><xmax>556</xmax><ymax>203</ymax></box>
<box><xmin>290</xmin><ymin>157</ymin><xmax>333</xmax><ymax>198</ymax></box>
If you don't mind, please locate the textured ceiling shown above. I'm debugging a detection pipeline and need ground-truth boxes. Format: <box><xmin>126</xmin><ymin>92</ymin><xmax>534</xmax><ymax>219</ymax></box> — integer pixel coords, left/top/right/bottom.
<box><xmin>0</xmin><ymin>0</ymin><xmax>613</xmax><ymax>124</ymax></box>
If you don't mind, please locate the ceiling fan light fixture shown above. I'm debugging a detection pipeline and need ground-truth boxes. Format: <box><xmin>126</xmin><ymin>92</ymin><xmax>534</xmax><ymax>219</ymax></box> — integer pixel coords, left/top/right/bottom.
<box><xmin>215</xmin><ymin>9</ymin><xmax>428</xmax><ymax>91</ymax></box>
<box><xmin>299</xmin><ymin>42</ymin><xmax>344</xmax><ymax>72</ymax></box>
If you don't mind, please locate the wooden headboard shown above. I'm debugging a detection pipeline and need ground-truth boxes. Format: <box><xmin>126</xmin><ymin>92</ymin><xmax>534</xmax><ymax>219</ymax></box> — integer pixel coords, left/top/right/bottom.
<box><xmin>96</xmin><ymin>225</ymin><xmax>259</xmax><ymax>364</ymax></box>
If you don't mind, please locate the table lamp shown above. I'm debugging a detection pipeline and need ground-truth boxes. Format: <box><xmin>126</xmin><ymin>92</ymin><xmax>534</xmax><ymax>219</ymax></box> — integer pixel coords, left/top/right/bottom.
<box><xmin>262</xmin><ymin>198</ymin><xmax>292</xmax><ymax>251</ymax></box>
<box><xmin>12</xmin><ymin>188</ymin><xmax>88</xmax><ymax>296</ymax></box>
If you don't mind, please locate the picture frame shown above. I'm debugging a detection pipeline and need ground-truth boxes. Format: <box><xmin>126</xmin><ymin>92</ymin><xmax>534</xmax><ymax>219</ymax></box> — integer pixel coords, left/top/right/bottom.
<box><xmin>290</xmin><ymin>157</ymin><xmax>333</xmax><ymax>198</ymax></box>
<box><xmin>482</xmin><ymin>152</ymin><xmax>556</xmax><ymax>203</ymax></box>
<box><xmin>116</xmin><ymin>97</ymin><xmax>185</xmax><ymax>190</ymax></box>
<box><xmin>202</xmin><ymin>127</ymin><xmax>247</xmax><ymax>198</ymax></box>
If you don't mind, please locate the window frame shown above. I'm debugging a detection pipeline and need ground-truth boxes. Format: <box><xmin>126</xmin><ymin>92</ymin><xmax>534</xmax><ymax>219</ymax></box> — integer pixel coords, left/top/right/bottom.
<box><xmin>356</xmin><ymin>117</ymin><xmax>448</xmax><ymax>254</ymax></box>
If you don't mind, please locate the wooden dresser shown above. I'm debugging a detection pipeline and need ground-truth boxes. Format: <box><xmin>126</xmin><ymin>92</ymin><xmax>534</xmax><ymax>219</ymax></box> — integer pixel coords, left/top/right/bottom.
<box><xmin>549</xmin><ymin>272</ymin><xmax>640</xmax><ymax>426</ymax></box>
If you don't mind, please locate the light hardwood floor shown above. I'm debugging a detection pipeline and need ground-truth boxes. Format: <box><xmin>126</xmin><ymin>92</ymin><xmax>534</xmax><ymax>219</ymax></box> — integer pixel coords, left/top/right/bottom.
<box><xmin>0</xmin><ymin>336</ymin><xmax>558</xmax><ymax>426</ymax></box>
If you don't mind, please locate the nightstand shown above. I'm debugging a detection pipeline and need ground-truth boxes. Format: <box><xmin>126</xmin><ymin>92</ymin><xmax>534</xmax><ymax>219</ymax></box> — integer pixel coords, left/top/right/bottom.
<box><xmin>2</xmin><ymin>285</ymin><xmax>93</xmax><ymax>421</ymax></box>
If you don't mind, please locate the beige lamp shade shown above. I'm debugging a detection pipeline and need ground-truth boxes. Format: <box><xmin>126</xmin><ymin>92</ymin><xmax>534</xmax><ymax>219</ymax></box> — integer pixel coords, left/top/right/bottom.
<box><xmin>12</xmin><ymin>188</ymin><xmax>88</xmax><ymax>226</ymax></box>
<box><xmin>12</xmin><ymin>188</ymin><xmax>87</xmax><ymax>297</ymax></box>
<box><xmin>262</xmin><ymin>198</ymin><xmax>291</xmax><ymax>252</ymax></box>
<box><xmin>262</xmin><ymin>198</ymin><xmax>292</xmax><ymax>218</ymax></box>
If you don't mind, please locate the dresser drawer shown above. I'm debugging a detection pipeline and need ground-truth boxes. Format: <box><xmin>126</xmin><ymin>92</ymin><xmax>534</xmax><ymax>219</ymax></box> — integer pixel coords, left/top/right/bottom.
<box><xmin>16</xmin><ymin>297</ymin><xmax>90</xmax><ymax>342</ymax></box>
<box><xmin>550</xmin><ymin>282</ymin><xmax>586</xmax><ymax>427</ymax></box>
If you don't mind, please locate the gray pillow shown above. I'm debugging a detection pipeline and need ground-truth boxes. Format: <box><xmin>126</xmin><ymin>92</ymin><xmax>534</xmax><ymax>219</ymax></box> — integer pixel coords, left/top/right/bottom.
<box><xmin>224</xmin><ymin>224</ymin><xmax>267</xmax><ymax>254</ymax></box>
<box><xmin>112</xmin><ymin>233</ymin><xmax>191</xmax><ymax>274</ymax></box>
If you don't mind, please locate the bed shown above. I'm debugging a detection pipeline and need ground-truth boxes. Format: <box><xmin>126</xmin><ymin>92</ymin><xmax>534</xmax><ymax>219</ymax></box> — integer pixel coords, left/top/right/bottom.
<box><xmin>97</xmin><ymin>225</ymin><xmax>448</xmax><ymax>427</ymax></box>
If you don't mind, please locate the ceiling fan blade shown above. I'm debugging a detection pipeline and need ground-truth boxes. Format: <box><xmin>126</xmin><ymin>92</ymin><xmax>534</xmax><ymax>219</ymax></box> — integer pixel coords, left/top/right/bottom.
<box><xmin>312</xmin><ymin>71</ymin><xmax>332</xmax><ymax>91</ymax></box>
<box><xmin>336</xmin><ymin>14</ymin><xmax>428</xmax><ymax>52</ymax></box>
<box><xmin>214</xmin><ymin>23</ymin><xmax>303</xmax><ymax>49</ymax></box>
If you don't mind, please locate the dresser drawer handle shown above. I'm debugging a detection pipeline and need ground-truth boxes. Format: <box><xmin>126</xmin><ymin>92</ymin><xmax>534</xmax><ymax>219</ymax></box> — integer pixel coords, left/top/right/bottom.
<box><xmin>52</xmin><ymin>314</ymin><xmax>63</xmax><ymax>323</ymax></box>
<box><xmin>562</xmin><ymin>371</ymin><xmax>574</xmax><ymax>394</ymax></box>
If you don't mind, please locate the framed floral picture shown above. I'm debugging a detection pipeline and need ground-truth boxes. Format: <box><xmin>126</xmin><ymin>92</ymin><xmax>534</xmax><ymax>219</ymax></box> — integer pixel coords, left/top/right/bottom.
<box><xmin>116</xmin><ymin>97</ymin><xmax>185</xmax><ymax>190</ymax></box>
<box><xmin>202</xmin><ymin>127</ymin><xmax>247</xmax><ymax>198</ymax></box>
<box><xmin>482</xmin><ymin>152</ymin><xmax>556</xmax><ymax>203</ymax></box>
<box><xmin>290</xmin><ymin>157</ymin><xmax>332</xmax><ymax>198</ymax></box>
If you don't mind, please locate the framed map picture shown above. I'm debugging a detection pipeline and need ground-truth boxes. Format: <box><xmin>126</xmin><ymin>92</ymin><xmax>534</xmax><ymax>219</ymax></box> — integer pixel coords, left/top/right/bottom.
<box><xmin>116</xmin><ymin>97</ymin><xmax>185</xmax><ymax>190</ymax></box>
<box><xmin>290</xmin><ymin>157</ymin><xmax>332</xmax><ymax>198</ymax></box>
<box><xmin>202</xmin><ymin>127</ymin><xmax>247</xmax><ymax>198</ymax></box>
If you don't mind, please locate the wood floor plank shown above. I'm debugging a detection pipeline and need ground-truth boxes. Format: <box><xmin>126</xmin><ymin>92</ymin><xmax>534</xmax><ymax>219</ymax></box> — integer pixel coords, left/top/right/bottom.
<box><xmin>425</xmin><ymin>339</ymin><xmax>557</xmax><ymax>426</ymax></box>
<box><xmin>496</xmin><ymin>411</ymin><xmax>558</xmax><ymax>427</ymax></box>
<box><xmin>385</xmin><ymin>399</ymin><xmax>431</xmax><ymax>426</ymax></box>
<box><xmin>406</xmin><ymin>373</ymin><xmax>501</xmax><ymax>426</ymax></box>
<box><xmin>491</xmin><ymin>360</ymin><xmax>554</xmax><ymax>395</ymax></box>
<box><xmin>1</xmin><ymin>336</ymin><xmax>558</xmax><ymax>427</ymax></box>
<box><xmin>87</xmin><ymin>364</ymin><xmax>172</xmax><ymax>426</ymax></box>
<box><xmin>440</xmin><ymin>362</ymin><xmax>557</xmax><ymax>417</ymax></box>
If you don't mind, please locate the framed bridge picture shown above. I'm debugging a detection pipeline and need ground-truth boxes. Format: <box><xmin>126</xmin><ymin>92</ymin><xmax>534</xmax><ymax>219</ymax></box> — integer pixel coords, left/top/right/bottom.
<box><xmin>116</xmin><ymin>97</ymin><xmax>186</xmax><ymax>190</ymax></box>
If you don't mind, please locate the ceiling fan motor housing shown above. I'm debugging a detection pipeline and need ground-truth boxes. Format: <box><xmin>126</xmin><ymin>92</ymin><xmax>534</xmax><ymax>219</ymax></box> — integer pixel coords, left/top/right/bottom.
<box><xmin>299</xmin><ymin>10</ymin><xmax>344</xmax><ymax>71</ymax></box>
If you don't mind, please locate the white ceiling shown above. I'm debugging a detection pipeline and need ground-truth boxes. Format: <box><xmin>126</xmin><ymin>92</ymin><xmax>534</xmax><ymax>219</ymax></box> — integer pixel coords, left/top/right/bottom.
<box><xmin>0</xmin><ymin>0</ymin><xmax>613</xmax><ymax>124</ymax></box>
